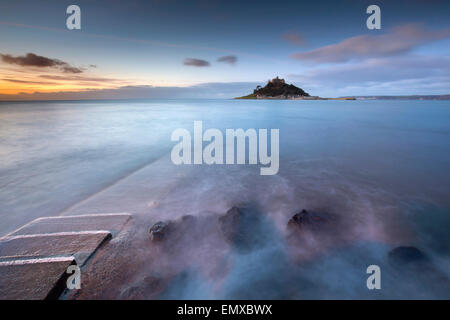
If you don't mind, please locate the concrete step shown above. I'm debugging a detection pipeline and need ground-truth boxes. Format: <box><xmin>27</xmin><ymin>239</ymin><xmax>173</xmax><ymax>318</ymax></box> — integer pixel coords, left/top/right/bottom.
<box><xmin>9</xmin><ymin>213</ymin><xmax>131</xmax><ymax>237</ymax></box>
<box><xmin>0</xmin><ymin>257</ymin><xmax>76</xmax><ymax>300</ymax></box>
<box><xmin>0</xmin><ymin>213</ymin><xmax>131</xmax><ymax>300</ymax></box>
<box><xmin>0</xmin><ymin>231</ymin><xmax>111</xmax><ymax>266</ymax></box>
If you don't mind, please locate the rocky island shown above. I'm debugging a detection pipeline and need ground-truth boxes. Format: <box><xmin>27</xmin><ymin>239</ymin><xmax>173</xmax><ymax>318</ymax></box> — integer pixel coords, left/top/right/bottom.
<box><xmin>235</xmin><ymin>77</ymin><xmax>355</xmax><ymax>100</ymax></box>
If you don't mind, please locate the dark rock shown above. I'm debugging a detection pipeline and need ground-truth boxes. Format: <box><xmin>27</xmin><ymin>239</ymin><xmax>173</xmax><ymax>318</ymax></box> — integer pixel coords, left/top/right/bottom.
<box><xmin>149</xmin><ymin>221</ymin><xmax>171</xmax><ymax>241</ymax></box>
<box><xmin>148</xmin><ymin>215</ymin><xmax>201</xmax><ymax>244</ymax></box>
<box><xmin>218</xmin><ymin>207</ymin><xmax>242</xmax><ymax>243</ymax></box>
<box><xmin>287</xmin><ymin>209</ymin><xmax>328</xmax><ymax>232</ymax></box>
<box><xmin>387</xmin><ymin>246</ymin><xmax>450</xmax><ymax>297</ymax></box>
<box><xmin>218</xmin><ymin>206</ymin><xmax>273</xmax><ymax>252</ymax></box>
<box><xmin>388</xmin><ymin>246</ymin><xmax>430</xmax><ymax>266</ymax></box>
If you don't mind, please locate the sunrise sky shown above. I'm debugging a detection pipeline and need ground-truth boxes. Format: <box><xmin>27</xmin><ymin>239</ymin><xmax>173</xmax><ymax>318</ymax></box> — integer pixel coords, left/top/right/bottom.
<box><xmin>1</xmin><ymin>0</ymin><xmax>449</xmax><ymax>100</ymax></box>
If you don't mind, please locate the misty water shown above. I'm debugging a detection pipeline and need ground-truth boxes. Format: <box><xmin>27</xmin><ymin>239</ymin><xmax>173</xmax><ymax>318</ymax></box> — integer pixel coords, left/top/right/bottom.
<box><xmin>0</xmin><ymin>99</ymin><xmax>449</xmax><ymax>299</ymax></box>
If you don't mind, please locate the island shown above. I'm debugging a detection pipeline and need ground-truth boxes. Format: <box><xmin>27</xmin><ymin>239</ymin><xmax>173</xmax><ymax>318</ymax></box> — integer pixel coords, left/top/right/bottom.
<box><xmin>235</xmin><ymin>77</ymin><xmax>355</xmax><ymax>100</ymax></box>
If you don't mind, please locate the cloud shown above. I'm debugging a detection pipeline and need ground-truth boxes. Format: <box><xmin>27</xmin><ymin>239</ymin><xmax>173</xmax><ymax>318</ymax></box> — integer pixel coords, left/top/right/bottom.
<box><xmin>0</xmin><ymin>52</ymin><xmax>83</xmax><ymax>73</ymax></box>
<box><xmin>217</xmin><ymin>55</ymin><xmax>237</xmax><ymax>64</ymax></box>
<box><xmin>60</xmin><ymin>66</ymin><xmax>83</xmax><ymax>74</ymax></box>
<box><xmin>282</xmin><ymin>32</ymin><xmax>305</xmax><ymax>45</ymax></box>
<box><xmin>1</xmin><ymin>78</ymin><xmax>58</xmax><ymax>85</ymax></box>
<box><xmin>287</xmin><ymin>55</ymin><xmax>450</xmax><ymax>95</ymax></box>
<box><xmin>291</xmin><ymin>24</ymin><xmax>450</xmax><ymax>64</ymax></box>
<box><xmin>1</xmin><ymin>53</ymin><xmax>61</xmax><ymax>67</ymax></box>
<box><xmin>183</xmin><ymin>58</ymin><xmax>210</xmax><ymax>67</ymax></box>
<box><xmin>39</xmin><ymin>74</ymin><xmax>123</xmax><ymax>83</ymax></box>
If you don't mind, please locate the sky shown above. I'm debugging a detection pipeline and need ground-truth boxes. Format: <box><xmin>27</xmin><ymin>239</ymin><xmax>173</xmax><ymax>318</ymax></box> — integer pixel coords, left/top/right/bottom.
<box><xmin>0</xmin><ymin>0</ymin><xmax>449</xmax><ymax>100</ymax></box>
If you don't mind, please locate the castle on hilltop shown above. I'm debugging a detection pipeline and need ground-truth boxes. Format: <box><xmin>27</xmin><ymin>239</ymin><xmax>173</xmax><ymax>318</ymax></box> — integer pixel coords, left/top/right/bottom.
<box><xmin>252</xmin><ymin>77</ymin><xmax>310</xmax><ymax>98</ymax></box>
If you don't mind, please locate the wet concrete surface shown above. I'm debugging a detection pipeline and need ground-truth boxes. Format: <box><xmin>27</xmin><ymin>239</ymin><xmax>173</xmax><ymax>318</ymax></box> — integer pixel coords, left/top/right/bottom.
<box><xmin>0</xmin><ymin>257</ymin><xmax>75</xmax><ymax>300</ymax></box>
<box><xmin>0</xmin><ymin>231</ymin><xmax>111</xmax><ymax>266</ymax></box>
<box><xmin>0</xmin><ymin>213</ymin><xmax>131</xmax><ymax>300</ymax></box>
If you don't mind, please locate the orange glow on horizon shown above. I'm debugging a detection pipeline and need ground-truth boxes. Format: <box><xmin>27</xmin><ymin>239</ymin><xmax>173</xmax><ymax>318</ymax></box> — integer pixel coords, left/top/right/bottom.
<box><xmin>0</xmin><ymin>81</ymin><xmax>114</xmax><ymax>94</ymax></box>
<box><xmin>0</xmin><ymin>63</ymin><xmax>205</xmax><ymax>97</ymax></box>
<box><xmin>0</xmin><ymin>65</ymin><xmax>133</xmax><ymax>95</ymax></box>
<box><xmin>0</xmin><ymin>82</ymin><xmax>121</xmax><ymax>95</ymax></box>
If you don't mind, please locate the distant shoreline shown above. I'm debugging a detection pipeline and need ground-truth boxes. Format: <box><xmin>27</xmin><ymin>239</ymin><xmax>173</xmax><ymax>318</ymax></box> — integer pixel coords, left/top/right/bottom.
<box><xmin>235</xmin><ymin>94</ymin><xmax>450</xmax><ymax>101</ymax></box>
<box><xmin>234</xmin><ymin>77</ymin><xmax>450</xmax><ymax>101</ymax></box>
<box><xmin>342</xmin><ymin>95</ymin><xmax>450</xmax><ymax>101</ymax></box>
<box><xmin>234</xmin><ymin>94</ymin><xmax>355</xmax><ymax>100</ymax></box>
<box><xmin>1</xmin><ymin>94</ymin><xmax>450</xmax><ymax>103</ymax></box>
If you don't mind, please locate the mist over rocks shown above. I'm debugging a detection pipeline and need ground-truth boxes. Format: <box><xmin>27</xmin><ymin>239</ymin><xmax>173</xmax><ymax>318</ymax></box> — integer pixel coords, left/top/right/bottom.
<box><xmin>388</xmin><ymin>246</ymin><xmax>429</xmax><ymax>266</ymax></box>
<box><xmin>387</xmin><ymin>245</ymin><xmax>447</xmax><ymax>281</ymax></box>
<box><xmin>284</xmin><ymin>207</ymin><xmax>355</xmax><ymax>263</ymax></box>
<box><xmin>387</xmin><ymin>246</ymin><xmax>450</xmax><ymax>298</ymax></box>
<box><xmin>146</xmin><ymin>205</ymin><xmax>373</xmax><ymax>271</ymax></box>
<box><xmin>218</xmin><ymin>206</ymin><xmax>277</xmax><ymax>252</ymax></box>
<box><xmin>149</xmin><ymin>206</ymin><xmax>280</xmax><ymax>253</ymax></box>
<box><xmin>287</xmin><ymin>209</ymin><xmax>331</xmax><ymax>232</ymax></box>
<box><xmin>75</xmin><ymin>203</ymin><xmax>450</xmax><ymax>299</ymax></box>
<box><xmin>149</xmin><ymin>221</ymin><xmax>171</xmax><ymax>241</ymax></box>
<box><xmin>73</xmin><ymin>178</ymin><xmax>449</xmax><ymax>300</ymax></box>
<box><xmin>218</xmin><ymin>206</ymin><xmax>242</xmax><ymax>244</ymax></box>
<box><xmin>142</xmin><ymin>205</ymin><xmax>386</xmax><ymax>299</ymax></box>
<box><xmin>147</xmin><ymin>205</ymin><xmax>349</xmax><ymax>271</ymax></box>
<box><xmin>148</xmin><ymin>214</ymin><xmax>219</xmax><ymax>248</ymax></box>
<box><xmin>143</xmin><ymin>205</ymin><xmax>296</xmax><ymax>297</ymax></box>
<box><xmin>119</xmin><ymin>275</ymin><xmax>164</xmax><ymax>300</ymax></box>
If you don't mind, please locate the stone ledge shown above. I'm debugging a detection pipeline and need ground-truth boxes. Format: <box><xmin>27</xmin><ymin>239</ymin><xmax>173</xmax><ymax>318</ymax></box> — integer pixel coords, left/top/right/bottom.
<box><xmin>8</xmin><ymin>213</ymin><xmax>131</xmax><ymax>237</ymax></box>
<box><xmin>0</xmin><ymin>231</ymin><xmax>111</xmax><ymax>266</ymax></box>
<box><xmin>0</xmin><ymin>257</ymin><xmax>76</xmax><ymax>300</ymax></box>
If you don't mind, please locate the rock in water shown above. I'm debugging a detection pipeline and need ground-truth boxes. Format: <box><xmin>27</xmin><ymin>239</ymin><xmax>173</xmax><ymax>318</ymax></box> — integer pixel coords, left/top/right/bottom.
<box><xmin>149</xmin><ymin>221</ymin><xmax>170</xmax><ymax>241</ymax></box>
<box><xmin>287</xmin><ymin>209</ymin><xmax>328</xmax><ymax>232</ymax></box>
<box><xmin>148</xmin><ymin>215</ymin><xmax>203</xmax><ymax>244</ymax></box>
<box><xmin>388</xmin><ymin>246</ymin><xmax>429</xmax><ymax>266</ymax></box>
<box><xmin>218</xmin><ymin>207</ymin><xmax>242</xmax><ymax>243</ymax></box>
<box><xmin>218</xmin><ymin>206</ymin><xmax>271</xmax><ymax>251</ymax></box>
<box><xmin>388</xmin><ymin>246</ymin><xmax>450</xmax><ymax>297</ymax></box>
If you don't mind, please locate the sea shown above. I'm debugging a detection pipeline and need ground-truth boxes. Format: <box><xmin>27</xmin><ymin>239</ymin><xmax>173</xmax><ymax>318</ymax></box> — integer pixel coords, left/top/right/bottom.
<box><xmin>0</xmin><ymin>99</ymin><xmax>449</xmax><ymax>299</ymax></box>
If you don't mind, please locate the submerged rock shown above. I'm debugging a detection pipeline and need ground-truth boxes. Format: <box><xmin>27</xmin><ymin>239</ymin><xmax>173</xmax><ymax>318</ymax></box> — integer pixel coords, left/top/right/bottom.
<box><xmin>148</xmin><ymin>215</ymin><xmax>202</xmax><ymax>243</ymax></box>
<box><xmin>149</xmin><ymin>221</ymin><xmax>171</xmax><ymax>241</ymax></box>
<box><xmin>388</xmin><ymin>246</ymin><xmax>450</xmax><ymax>298</ymax></box>
<box><xmin>287</xmin><ymin>209</ymin><xmax>328</xmax><ymax>232</ymax></box>
<box><xmin>388</xmin><ymin>246</ymin><xmax>430</xmax><ymax>266</ymax></box>
<box><xmin>218</xmin><ymin>206</ymin><xmax>274</xmax><ymax>252</ymax></box>
<box><xmin>218</xmin><ymin>207</ymin><xmax>242</xmax><ymax>243</ymax></box>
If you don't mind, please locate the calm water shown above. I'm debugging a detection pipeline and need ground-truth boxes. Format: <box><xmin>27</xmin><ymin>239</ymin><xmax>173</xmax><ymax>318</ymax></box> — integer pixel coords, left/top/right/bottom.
<box><xmin>1</xmin><ymin>99</ymin><xmax>449</xmax><ymax>298</ymax></box>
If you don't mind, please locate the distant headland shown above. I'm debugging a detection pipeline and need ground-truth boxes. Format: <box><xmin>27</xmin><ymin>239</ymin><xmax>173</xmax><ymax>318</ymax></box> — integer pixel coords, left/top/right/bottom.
<box><xmin>235</xmin><ymin>77</ymin><xmax>355</xmax><ymax>100</ymax></box>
